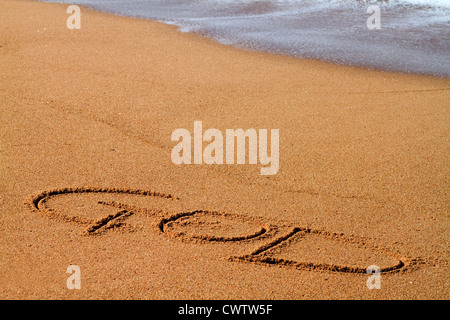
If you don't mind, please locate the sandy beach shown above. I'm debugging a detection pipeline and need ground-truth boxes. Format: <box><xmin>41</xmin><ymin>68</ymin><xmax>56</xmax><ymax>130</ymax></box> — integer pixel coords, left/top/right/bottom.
<box><xmin>0</xmin><ymin>0</ymin><xmax>449</xmax><ymax>299</ymax></box>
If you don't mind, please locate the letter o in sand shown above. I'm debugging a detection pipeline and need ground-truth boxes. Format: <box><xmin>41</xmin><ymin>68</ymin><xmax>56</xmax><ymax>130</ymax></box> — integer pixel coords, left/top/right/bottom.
<box><xmin>159</xmin><ymin>211</ymin><xmax>268</xmax><ymax>242</ymax></box>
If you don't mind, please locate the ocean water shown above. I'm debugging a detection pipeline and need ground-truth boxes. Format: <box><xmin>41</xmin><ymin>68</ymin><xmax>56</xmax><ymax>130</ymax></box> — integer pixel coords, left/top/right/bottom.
<box><xmin>45</xmin><ymin>0</ymin><xmax>449</xmax><ymax>77</ymax></box>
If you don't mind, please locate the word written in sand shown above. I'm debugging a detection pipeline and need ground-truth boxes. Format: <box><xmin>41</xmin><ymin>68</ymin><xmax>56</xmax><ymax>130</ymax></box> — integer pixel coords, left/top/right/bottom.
<box><xmin>171</xmin><ymin>121</ymin><xmax>279</xmax><ymax>175</ymax></box>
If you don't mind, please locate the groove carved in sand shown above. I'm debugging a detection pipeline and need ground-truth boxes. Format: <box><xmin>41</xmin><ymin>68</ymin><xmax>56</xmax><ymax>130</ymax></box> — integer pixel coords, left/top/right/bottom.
<box><xmin>158</xmin><ymin>210</ymin><xmax>269</xmax><ymax>242</ymax></box>
<box><xmin>25</xmin><ymin>187</ymin><xmax>414</xmax><ymax>274</ymax></box>
<box><xmin>26</xmin><ymin>187</ymin><xmax>178</xmax><ymax>235</ymax></box>
<box><xmin>230</xmin><ymin>228</ymin><xmax>411</xmax><ymax>274</ymax></box>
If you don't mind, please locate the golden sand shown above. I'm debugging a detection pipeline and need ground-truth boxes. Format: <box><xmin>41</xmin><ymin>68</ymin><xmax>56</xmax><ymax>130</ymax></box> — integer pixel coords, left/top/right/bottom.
<box><xmin>1</xmin><ymin>0</ymin><xmax>449</xmax><ymax>299</ymax></box>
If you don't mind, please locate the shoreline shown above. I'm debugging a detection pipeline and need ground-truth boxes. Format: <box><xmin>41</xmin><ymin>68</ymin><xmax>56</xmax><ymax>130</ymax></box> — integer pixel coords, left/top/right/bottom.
<box><xmin>41</xmin><ymin>0</ymin><xmax>450</xmax><ymax>79</ymax></box>
<box><xmin>1</xmin><ymin>0</ymin><xmax>449</xmax><ymax>299</ymax></box>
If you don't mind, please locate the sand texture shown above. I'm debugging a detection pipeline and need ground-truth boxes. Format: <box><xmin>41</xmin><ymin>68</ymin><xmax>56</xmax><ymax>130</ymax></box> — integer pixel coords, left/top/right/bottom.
<box><xmin>0</xmin><ymin>0</ymin><xmax>449</xmax><ymax>299</ymax></box>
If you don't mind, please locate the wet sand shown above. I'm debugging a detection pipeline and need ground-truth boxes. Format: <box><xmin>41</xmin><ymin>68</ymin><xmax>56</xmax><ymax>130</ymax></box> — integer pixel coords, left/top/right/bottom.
<box><xmin>0</xmin><ymin>0</ymin><xmax>449</xmax><ymax>299</ymax></box>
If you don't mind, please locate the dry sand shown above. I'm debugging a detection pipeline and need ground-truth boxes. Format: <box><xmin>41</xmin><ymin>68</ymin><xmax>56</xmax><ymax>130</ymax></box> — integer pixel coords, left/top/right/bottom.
<box><xmin>0</xmin><ymin>0</ymin><xmax>449</xmax><ymax>299</ymax></box>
